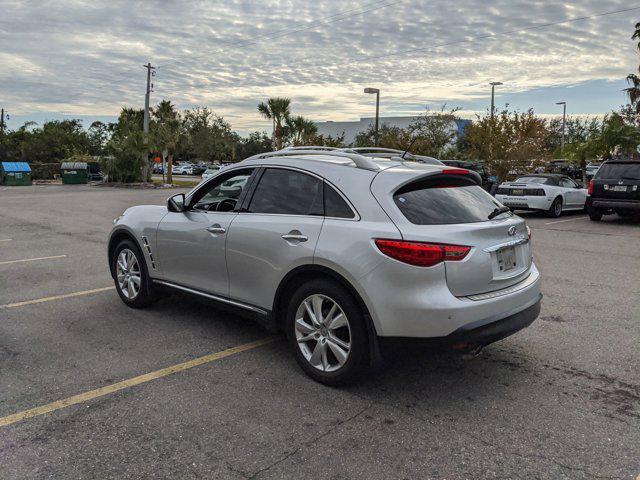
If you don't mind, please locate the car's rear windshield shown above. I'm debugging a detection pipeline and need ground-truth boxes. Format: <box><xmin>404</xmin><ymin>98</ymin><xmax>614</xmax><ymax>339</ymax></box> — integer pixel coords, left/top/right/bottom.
<box><xmin>595</xmin><ymin>163</ymin><xmax>640</xmax><ymax>180</ymax></box>
<box><xmin>393</xmin><ymin>177</ymin><xmax>507</xmax><ymax>225</ymax></box>
<box><xmin>514</xmin><ymin>177</ymin><xmax>549</xmax><ymax>184</ymax></box>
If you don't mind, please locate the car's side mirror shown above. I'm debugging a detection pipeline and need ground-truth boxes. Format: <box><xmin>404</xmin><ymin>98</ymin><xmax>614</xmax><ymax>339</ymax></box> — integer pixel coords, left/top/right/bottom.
<box><xmin>167</xmin><ymin>193</ymin><xmax>186</xmax><ymax>213</ymax></box>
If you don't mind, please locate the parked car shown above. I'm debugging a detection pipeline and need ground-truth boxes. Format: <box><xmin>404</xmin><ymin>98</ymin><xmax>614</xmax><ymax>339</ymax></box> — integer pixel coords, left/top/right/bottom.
<box><xmin>548</xmin><ymin>160</ymin><xmax>582</xmax><ymax>181</ymax></box>
<box><xmin>192</xmin><ymin>163</ymin><xmax>207</xmax><ymax>176</ymax></box>
<box><xmin>172</xmin><ymin>164</ymin><xmax>194</xmax><ymax>175</ymax></box>
<box><xmin>109</xmin><ymin>149</ymin><xmax>541</xmax><ymax>385</ymax></box>
<box><xmin>586</xmin><ymin>159</ymin><xmax>640</xmax><ymax>221</ymax></box>
<box><xmin>201</xmin><ymin>166</ymin><xmax>222</xmax><ymax>181</ymax></box>
<box><xmin>153</xmin><ymin>165</ymin><xmax>164</xmax><ymax>175</ymax></box>
<box><xmin>440</xmin><ymin>160</ymin><xmax>490</xmax><ymax>190</ymax></box>
<box><xmin>585</xmin><ymin>162</ymin><xmax>601</xmax><ymax>180</ymax></box>
<box><xmin>495</xmin><ymin>174</ymin><xmax>587</xmax><ymax>217</ymax></box>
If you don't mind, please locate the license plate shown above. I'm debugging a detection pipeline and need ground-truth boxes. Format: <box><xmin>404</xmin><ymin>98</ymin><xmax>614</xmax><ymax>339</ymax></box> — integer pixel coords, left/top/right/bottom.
<box><xmin>496</xmin><ymin>246</ymin><xmax>517</xmax><ymax>272</ymax></box>
<box><xmin>612</xmin><ymin>185</ymin><xmax>627</xmax><ymax>192</ymax></box>
<box><xmin>511</xmin><ymin>189</ymin><xmax>524</xmax><ymax>196</ymax></box>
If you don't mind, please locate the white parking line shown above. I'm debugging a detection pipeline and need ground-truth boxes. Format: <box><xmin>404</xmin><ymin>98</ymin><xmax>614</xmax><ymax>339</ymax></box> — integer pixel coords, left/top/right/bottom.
<box><xmin>0</xmin><ymin>239</ymin><xmax>13</xmax><ymax>243</ymax></box>
<box><xmin>544</xmin><ymin>216</ymin><xmax>587</xmax><ymax>226</ymax></box>
<box><xmin>0</xmin><ymin>254</ymin><xmax>67</xmax><ymax>266</ymax></box>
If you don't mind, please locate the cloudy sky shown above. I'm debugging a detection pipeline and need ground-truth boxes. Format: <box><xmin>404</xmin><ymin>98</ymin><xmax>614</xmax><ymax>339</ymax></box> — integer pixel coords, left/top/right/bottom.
<box><xmin>1</xmin><ymin>0</ymin><xmax>638</xmax><ymax>134</ymax></box>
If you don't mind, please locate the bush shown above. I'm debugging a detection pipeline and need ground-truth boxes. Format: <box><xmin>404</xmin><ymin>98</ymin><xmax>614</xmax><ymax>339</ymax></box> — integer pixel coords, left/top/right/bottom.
<box><xmin>30</xmin><ymin>163</ymin><xmax>61</xmax><ymax>180</ymax></box>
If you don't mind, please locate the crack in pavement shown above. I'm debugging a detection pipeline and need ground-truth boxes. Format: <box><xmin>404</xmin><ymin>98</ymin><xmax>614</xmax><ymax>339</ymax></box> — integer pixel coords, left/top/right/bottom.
<box><xmin>247</xmin><ymin>404</ymin><xmax>372</xmax><ymax>479</ymax></box>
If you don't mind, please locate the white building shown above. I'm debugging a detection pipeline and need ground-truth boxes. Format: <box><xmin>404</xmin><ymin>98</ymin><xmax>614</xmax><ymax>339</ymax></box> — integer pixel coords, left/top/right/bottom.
<box><xmin>315</xmin><ymin>116</ymin><xmax>471</xmax><ymax>145</ymax></box>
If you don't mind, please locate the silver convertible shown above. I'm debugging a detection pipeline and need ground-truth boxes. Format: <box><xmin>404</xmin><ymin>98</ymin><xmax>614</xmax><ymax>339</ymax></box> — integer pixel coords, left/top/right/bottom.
<box><xmin>495</xmin><ymin>174</ymin><xmax>587</xmax><ymax>218</ymax></box>
<box><xmin>108</xmin><ymin>150</ymin><xmax>542</xmax><ymax>384</ymax></box>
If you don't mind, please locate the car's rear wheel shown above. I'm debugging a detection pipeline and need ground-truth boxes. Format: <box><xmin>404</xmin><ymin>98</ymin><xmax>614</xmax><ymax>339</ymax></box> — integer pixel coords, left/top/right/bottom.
<box><xmin>588</xmin><ymin>208</ymin><xmax>603</xmax><ymax>222</ymax></box>
<box><xmin>112</xmin><ymin>239</ymin><xmax>158</xmax><ymax>308</ymax></box>
<box><xmin>547</xmin><ymin>197</ymin><xmax>563</xmax><ymax>218</ymax></box>
<box><xmin>286</xmin><ymin>279</ymin><xmax>369</xmax><ymax>385</ymax></box>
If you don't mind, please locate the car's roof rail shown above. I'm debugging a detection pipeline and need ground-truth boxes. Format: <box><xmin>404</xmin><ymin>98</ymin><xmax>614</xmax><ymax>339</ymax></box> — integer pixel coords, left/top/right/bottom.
<box><xmin>245</xmin><ymin>149</ymin><xmax>381</xmax><ymax>171</ymax></box>
<box><xmin>281</xmin><ymin>145</ymin><xmax>340</xmax><ymax>151</ymax></box>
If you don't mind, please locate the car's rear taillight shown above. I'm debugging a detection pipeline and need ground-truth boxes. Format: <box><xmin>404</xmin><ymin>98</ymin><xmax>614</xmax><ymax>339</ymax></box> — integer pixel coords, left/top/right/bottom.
<box><xmin>588</xmin><ymin>179</ymin><xmax>594</xmax><ymax>195</ymax></box>
<box><xmin>442</xmin><ymin>168</ymin><xmax>470</xmax><ymax>175</ymax></box>
<box><xmin>374</xmin><ymin>239</ymin><xmax>470</xmax><ymax>267</ymax></box>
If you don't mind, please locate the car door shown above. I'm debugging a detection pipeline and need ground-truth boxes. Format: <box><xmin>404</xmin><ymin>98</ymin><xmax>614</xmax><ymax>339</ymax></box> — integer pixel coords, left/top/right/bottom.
<box><xmin>560</xmin><ymin>177</ymin><xmax>584</xmax><ymax>207</ymax></box>
<box><xmin>225</xmin><ymin>167</ymin><xmax>325</xmax><ymax>310</ymax></box>
<box><xmin>155</xmin><ymin>168</ymin><xmax>255</xmax><ymax>296</ymax></box>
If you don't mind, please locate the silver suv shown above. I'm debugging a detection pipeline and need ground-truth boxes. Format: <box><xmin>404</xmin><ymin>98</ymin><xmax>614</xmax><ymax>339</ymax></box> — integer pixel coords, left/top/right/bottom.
<box><xmin>108</xmin><ymin>150</ymin><xmax>541</xmax><ymax>384</ymax></box>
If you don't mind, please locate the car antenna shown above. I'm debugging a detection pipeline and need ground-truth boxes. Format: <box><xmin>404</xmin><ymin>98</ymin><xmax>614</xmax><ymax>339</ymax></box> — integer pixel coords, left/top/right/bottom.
<box><xmin>401</xmin><ymin>136</ymin><xmax>419</xmax><ymax>159</ymax></box>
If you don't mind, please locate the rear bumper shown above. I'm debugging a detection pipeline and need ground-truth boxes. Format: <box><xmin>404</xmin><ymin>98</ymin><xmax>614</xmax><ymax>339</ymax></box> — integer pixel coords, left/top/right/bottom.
<box><xmin>379</xmin><ymin>295</ymin><xmax>541</xmax><ymax>349</ymax></box>
<box><xmin>495</xmin><ymin>194</ymin><xmax>551</xmax><ymax>211</ymax></box>
<box><xmin>587</xmin><ymin>197</ymin><xmax>640</xmax><ymax>210</ymax></box>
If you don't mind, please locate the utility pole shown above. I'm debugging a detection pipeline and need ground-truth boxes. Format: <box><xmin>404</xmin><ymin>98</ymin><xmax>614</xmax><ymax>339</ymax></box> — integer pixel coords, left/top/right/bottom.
<box><xmin>142</xmin><ymin>63</ymin><xmax>155</xmax><ymax>181</ymax></box>
<box><xmin>556</xmin><ymin>101</ymin><xmax>567</xmax><ymax>152</ymax></box>
<box><xmin>0</xmin><ymin>108</ymin><xmax>6</xmax><ymax>136</ymax></box>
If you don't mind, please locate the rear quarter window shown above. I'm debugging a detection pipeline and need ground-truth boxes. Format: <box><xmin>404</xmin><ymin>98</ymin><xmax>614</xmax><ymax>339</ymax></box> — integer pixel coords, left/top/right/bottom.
<box><xmin>394</xmin><ymin>177</ymin><xmax>506</xmax><ymax>225</ymax></box>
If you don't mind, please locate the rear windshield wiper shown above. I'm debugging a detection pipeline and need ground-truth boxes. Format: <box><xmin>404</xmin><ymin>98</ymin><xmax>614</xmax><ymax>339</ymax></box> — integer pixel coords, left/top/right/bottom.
<box><xmin>488</xmin><ymin>206</ymin><xmax>511</xmax><ymax>220</ymax></box>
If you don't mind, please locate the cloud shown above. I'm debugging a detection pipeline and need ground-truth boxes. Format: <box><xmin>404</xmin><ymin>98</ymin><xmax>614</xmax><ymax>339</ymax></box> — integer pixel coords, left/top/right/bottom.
<box><xmin>1</xmin><ymin>0</ymin><xmax>637</xmax><ymax>132</ymax></box>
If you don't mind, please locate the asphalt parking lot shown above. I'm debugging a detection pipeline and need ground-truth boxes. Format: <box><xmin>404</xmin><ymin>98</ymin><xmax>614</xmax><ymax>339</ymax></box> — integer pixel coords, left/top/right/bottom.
<box><xmin>1</xmin><ymin>184</ymin><xmax>639</xmax><ymax>479</ymax></box>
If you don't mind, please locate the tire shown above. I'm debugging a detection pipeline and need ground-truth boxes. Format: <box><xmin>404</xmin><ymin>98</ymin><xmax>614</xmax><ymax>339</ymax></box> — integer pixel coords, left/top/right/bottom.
<box><xmin>286</xmin><ymin>278</ymin><xmax>370</xmax><ymax>386</ymax></box>
<box><xmin>111</xmin><ymin>239</ymin><xmax>158</xmax><ymax>308</ymax></box>
<box><xmin>588</xmin><ymin>208</ymin><xmax>603</xmax><ymax>222</ymax></box>
<box><xmin>547</xmin><ymin>197</ymin><xmax>563</xmax><ymax>218</ymax></box>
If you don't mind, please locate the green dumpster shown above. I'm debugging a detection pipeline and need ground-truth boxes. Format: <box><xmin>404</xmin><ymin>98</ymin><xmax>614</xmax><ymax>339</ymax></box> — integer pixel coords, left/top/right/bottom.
<box><xmin>0</xmin><ymin>162</ymin><xmax>32</xmax><ymax>186</ymax></box>
<box><xmin>61</xmin><ymin>162</ymin><xmax>88</xmax><ymax>184</ymax></box>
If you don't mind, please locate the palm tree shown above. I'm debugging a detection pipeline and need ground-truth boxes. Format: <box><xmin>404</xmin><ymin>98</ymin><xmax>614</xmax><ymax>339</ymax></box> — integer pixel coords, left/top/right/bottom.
<box><xmin>152</xmin><ymin>100</ymin><xmax>184</xmax><ymax>184</ymax></box>
<box><xmin>625</xmin><ymin>22</ymin><xmax>640</xmax><ymax>113</ymax></box>
<box><xmin>257</xmin><ymin>97</ymin><xmax>291</xmax><ymax>150</ymax></box>
<box><xmin>286</xmin><ymin>115</ymin><xmax>318</xmax><ymax>146</ymax></box>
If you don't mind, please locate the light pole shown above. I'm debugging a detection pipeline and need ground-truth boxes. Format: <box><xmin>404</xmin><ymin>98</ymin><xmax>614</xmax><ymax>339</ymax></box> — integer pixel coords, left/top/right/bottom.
<box><xmin>364</xmin><ymin>87</ymin><xmax>380</xmax><ymax>146</ymax></box>
<box><xmin>489</xmin><ymin>81</ymin><xmax>503</xmax><ymax>119</ymax></box>
<box><xmin>556</xmin><ymin>101</ymin><xmax>567</xmax><ymax>152</ymax></box>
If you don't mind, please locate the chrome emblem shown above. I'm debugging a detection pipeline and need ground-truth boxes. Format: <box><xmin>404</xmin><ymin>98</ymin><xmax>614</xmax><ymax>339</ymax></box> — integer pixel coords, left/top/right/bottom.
<box><xmin>508</xmin><ymin>226</ymin><xmax>517</xmax><ymax>236</ymax></box>
<box><xmin>619</xmin><ymin>180</ymin><xmax>624</xmax><ymax>185</ymax></box>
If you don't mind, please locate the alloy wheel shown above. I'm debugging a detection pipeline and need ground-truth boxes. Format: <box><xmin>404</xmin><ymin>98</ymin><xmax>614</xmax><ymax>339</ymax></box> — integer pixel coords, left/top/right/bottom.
<box><xmin>294</xmin><ymin>294</ymin><xmax>351</xmax><ymax>372</ymax></box>
<box><xmin>116</xmin><ymin>249</ymin><xmax>142</xmax><ymax>300</ymax></box>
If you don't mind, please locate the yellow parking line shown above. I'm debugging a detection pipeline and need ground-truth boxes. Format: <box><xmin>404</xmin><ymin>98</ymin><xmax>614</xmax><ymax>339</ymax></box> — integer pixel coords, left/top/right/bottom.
<box><xmin>0</xmin><ymin>254</ymin><xmax>67</xmax><ymax>266</ymax></box>
<box><xmin>0</xmin><ymin>286</ymin><xmax>115</xmax><ymax>309</ymax></box>
<box><xmin>0</xmin><ymin>337</ymin><xmax>276</xmax><ymax>428</ymax></box>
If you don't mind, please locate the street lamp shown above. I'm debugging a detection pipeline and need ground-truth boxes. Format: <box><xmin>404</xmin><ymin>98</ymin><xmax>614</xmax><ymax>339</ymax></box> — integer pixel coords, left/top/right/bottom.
<box><xmin>489</xmin><ymin>82</ymin><xmax>503</xmax><ymax>119</ymax></box>
<box><xmin>364</xmin><ymin>87</ymin><xmax>380</xmax><ymax>146</ymax></box>
<box><xmin>556</xmin><ymin>101</ymin><xmax>567</xmax><ymax>152</ymax></box>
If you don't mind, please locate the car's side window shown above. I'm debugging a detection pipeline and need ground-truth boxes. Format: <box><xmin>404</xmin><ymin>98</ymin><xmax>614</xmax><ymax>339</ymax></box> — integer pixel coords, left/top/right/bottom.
<box><xmin>248</xmin><ymin>168</ymin><xmax>323</xmax><ymax>216</ymax></box>
<box><xmin>560</xmin><ymin>178</ymin><xmax>577</xmax><ymax>189</ymax></box>
<box><xmin>324</xmin><ymin>183</ymin><xmax>355</xmax><ymax>219</ymax></box>
<box><xmin>190</xmin><ymin>169</ymin><xmax>253</xmax><ymax>212</ymax></box>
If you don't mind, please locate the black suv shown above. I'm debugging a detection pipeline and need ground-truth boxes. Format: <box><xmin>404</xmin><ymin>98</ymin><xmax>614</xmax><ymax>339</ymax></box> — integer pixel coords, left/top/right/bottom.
<box><xmin>586</xmin><ymin>159</ymin><xmax>640</xmax><ymax>221</ymax></box>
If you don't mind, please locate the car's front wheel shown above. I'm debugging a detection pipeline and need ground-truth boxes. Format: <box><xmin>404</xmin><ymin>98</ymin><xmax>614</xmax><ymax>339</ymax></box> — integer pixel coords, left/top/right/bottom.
<box><xmin>112</xmin><ymin>239</ymin><xmax>158</xmax><ymax>308</ymax></box>
<box><xmin>286</xmin><ymin>279</ymin><xmax>370</xmax><ymax>385</ymax></box>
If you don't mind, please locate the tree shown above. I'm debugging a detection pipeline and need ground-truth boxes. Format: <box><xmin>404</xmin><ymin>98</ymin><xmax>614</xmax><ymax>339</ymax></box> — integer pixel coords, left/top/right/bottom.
<box><xmin>353</xmin><ymin>124</ymin><xmax>411</xmax><ymax>149</ymax></box>
<box><xmin>151</xmin><ymin>100</ymin><xmax>185</xmax><ymax>184</ymax></box>
<box><xmin>257</xmin><ymin>97</ymin><xmax>290</xmax><ymax>150</ymax></box>
<box><xmin>307</xmin><ymin>132</ymin><xmax>346</xmax><ymax>148</ymax></box>
<box><xmin>182</xmin><ymin>107</ymin><xmax>239</xmax><ymax>163</ymax></box>
<box><xmin>87</xmin><ymin>121</ymin><xmax>110</xmax><ymax>156</ymax></box>
<box><xmin>465</xmin><ymin>108</ymin><xmax>551</xmax><ymax>181</ymax></box>
<box><xmin>285</xmin><ymin>115</ymin><xmax>318</xmax><ymax>146</ymax></box>
<box><xmin>625</xmin><ymin>22</ymin><xmax>640</xmax><ymax>113</ymax></box>
<box><xmin>236</xmin><ymin>131</ymin><xmax>273</xmax><ymax>159</ymax></box>
<box><xmin>408</xmin><ymin>106</ymin><xmax>461</xmax><ymax>158</ymax></box>
<box><xmin>104</xmin><ymin>108</ymin><xmax>146</xmax><ymax>183</ymax></box>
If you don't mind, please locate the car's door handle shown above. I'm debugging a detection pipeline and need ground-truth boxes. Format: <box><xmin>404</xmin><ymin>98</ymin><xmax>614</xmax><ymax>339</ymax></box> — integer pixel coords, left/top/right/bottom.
<box><xmin>206</xmin><ymin>224</ymin><xmax>226</xmax><ymax>235</ymax></box>
<box><xmin>282</xmin><ymin>231</ymin><xmax>308</xmax><ymax>242</ymax></box>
